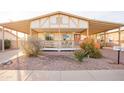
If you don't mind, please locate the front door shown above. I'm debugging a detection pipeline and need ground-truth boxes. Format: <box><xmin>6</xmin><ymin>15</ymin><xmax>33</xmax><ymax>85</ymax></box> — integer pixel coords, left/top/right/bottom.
<box><xmin>74</xmin><ymin>34</ymin><xmax>80</xmax><ymax>42</ymax></box>
<box><xmin>74</xmin><ymin>34</ymin><xmax>81</xmax><ymax>46</ymax></box>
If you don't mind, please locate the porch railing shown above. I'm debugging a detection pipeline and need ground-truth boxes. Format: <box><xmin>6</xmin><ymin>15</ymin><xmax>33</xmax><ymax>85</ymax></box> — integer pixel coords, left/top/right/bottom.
<box><xmin>40</xmin><ymin>40</ymin><xmax>80</xmax><ymax>48</ymax></box>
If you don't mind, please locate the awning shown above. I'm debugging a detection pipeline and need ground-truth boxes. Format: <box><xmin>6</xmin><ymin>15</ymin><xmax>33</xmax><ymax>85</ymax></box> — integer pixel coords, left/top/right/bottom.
<box><xmin>0</xmin><ymin>11</ymin><xmax>123</xmax><ymax>35</ymax></box>
<box><xmin>0</xmin><ymin>20</ymin><xmax>31</xmax><ymax>34</ymax></box>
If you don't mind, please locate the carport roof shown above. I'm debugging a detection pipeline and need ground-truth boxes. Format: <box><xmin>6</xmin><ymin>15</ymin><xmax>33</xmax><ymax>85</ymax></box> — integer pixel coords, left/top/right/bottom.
<box><xmin>0</xmin><ymin>11</ymin><xmax>124</xmax><ymax>35</ymax></box>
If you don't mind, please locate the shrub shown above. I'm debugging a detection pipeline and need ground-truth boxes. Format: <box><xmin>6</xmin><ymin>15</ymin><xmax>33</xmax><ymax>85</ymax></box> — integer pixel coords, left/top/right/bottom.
<box><xmin>74</xmin><ymin>49</ymin><xmax>88</xmax><ymax>62</ymax></box>
<box><xmin>22</xmin><ymin>37</ymin><xmax>42</xmax><ymax>57</ymax></box>
<box><xmin>80</xmin><ymin>38</ymin><xmax>102</xmax><ymax>58</ymax></box>
<box><xmin>4</xmin><ymin>39</ymin><xmax>11</xmax><ymax>49</ymax></box>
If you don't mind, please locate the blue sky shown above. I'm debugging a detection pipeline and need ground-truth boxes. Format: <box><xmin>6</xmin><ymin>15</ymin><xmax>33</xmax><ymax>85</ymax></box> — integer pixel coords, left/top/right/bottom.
<box><xmin>74</xmin><ymin>11</ymin><xmax>124</xmax><ymax>23</ymax></box>
<box><xmin>0</xmin><ymin>11</ymin><xmax>124</xmax><ymax>24</ymax></box>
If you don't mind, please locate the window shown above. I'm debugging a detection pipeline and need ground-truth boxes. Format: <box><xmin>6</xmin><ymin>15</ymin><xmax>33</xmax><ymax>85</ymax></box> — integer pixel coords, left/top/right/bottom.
<box><xmin>60</xmin><ymin>15</ymin><xmax>68</xmax><ymax>28</ymax></box>
<box><xmin>63</xmin><ymin>34</ymin><xmax>71</xmax><ymax>41</ymax></box>
<box><xmin>45</xmin><ymin>34</ymin><xmax>54</xmax><ymax>41</ymax></box>
<box><xmin>79</xmin><ymin>20</ymin><xmax>88</xmax><ymax>28</ymax></box>
<box><xmin>31</xmin><ymin>20</ymin><xmax>39</xmax><ymax>28</ymax></box>
<box><xmin>40</xmin><ymin>18</ymin><xmax>49</xmax><ymax>28</ymax></box>
<box><xmin>50</xmin><ymin>15</ymin><xmax>58</xmax><ymax>28</ymax></box>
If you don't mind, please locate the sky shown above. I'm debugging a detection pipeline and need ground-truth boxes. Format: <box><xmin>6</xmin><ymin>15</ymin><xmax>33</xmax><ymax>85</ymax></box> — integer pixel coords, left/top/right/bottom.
<box><xmin>0</xmin><ymin>0</ymin><xmax>124</xmax><ymax>23</ymax></box>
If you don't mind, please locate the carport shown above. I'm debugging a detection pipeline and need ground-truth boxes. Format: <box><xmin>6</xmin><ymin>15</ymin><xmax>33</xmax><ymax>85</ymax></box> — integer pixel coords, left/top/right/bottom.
<box><xmin>0</xmin><ymin>11</ymin><xmax>123</xmax><ymax>51</ymax></box>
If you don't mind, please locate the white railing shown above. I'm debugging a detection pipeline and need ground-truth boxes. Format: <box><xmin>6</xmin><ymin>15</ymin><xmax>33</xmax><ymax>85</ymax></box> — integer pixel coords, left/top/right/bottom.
<box><xmin>40</xmin><ymin>40</ymin><xmax>80</xmax><ymax>48</ymax></box>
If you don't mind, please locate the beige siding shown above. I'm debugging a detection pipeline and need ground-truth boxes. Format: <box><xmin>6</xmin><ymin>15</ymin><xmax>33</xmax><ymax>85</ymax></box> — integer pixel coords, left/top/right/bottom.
<box><xmin>38</xmin><ymin>32</ymin><xmax>74</xmax><ymax>41</ymax></box>
<box><xmin>0</xmin><ymin>31</ymin><xmax>16</xmax><ymax>40</ymax></box>
<box><xmin>121</xmin><ymin>31</ymin><xmax>124</xmax><ymax>46</ymax></box>
<box><xmin>0</xmin><ymin>30</ymin><xmax>18</xmax><ymax>49</ymax></box>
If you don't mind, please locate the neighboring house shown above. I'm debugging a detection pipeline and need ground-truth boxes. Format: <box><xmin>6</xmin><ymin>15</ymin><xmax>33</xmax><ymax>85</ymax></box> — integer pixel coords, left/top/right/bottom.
<box><xmin>0</xmin><ymin>29</ymin><xmax>18</xmax><ymax>50</ymax></box>
<box><xmin>0</xmin><ymin>11</ymin><xmax>124</xmax><ymax>51</ymax></box>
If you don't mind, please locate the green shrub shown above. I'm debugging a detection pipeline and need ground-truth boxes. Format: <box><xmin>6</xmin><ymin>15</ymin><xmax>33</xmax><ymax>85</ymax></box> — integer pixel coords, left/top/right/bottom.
<box><xmin>4</xmin><ymin>39</ymin><xmax>11</xmax><ymax>49</ymax></box>
<box><xmin>74</xmin><ymin>49</ymin><xmax>88</xmax><ymax>62</ymax></box>
<box><xmin>80</xmin><ymin>38</ymin><xmax>102</xmax><ymax>58</ymax></box>
<box><xmin>22</xmin><ymin>37</ymin><xmax>42</xmax><ymax>57</ymax></box>
<box><xmin>88</xmin><ymin>47</ymin><xmax>102</xmax><ymax>58</ymax></box>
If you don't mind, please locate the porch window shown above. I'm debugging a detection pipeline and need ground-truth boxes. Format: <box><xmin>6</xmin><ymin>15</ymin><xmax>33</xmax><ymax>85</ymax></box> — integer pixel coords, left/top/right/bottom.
<box><xmin>45</xmin><ymin>34</ymin><xmax>54</xmax><ymax>41</ymax></box>
<box><xmin>63</xmin><ymin>34</ymin><xmax>71</xmax><ymax>41</ymax></box>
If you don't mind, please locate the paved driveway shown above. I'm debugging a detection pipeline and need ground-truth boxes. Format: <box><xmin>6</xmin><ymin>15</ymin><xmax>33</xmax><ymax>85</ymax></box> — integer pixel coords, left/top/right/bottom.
<box><xmin>0</xmin><ymin>70</ymin><xmax>124</xmax><ymax>81</ymax></box>
<box><xmin>0</xmin><ymin>49</ymin><xmax>23</xmax><ymax>64</ymax></box>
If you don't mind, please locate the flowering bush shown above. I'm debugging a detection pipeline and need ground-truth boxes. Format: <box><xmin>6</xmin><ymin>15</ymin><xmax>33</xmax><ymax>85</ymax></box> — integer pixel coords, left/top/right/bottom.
<box><xmin>80</xmin><ymin>38</ymin><xmax>102</xmax><ymax>58</ymax></box>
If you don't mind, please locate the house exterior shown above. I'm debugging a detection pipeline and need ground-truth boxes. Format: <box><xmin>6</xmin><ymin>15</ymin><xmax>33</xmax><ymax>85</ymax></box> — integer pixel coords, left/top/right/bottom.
<box><xmin>0</xmin><ymin>29</ymin><xmax>19</xmax><ymax>50</ymax></box>
<box><xmin>0</xmin><ymin>11</ymin><xmax>124</xmax><ymax>51</ymax></box>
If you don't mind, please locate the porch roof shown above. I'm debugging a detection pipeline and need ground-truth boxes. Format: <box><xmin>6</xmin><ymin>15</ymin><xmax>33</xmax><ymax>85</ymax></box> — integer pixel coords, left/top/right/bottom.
<box><xmin>0</xmin><ymin>11</ymin><xmax>124</xmax><ymax>35</ymax></box>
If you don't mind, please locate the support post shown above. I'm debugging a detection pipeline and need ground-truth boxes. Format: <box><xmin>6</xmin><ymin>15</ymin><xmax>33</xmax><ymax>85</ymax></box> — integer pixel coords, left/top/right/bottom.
<box><xmin>87</xmin><ymin>21</ymin><xmax>89</xmax><ymax>38</ymax></box>
<box><xmin>68</xmin><ymin>17</ymin><xmax>70</xmax><ymax>28</ymax></box>
<box><xmin>49</xmin><ymin>17</ymin><xmax>50</xmax><ymax>28</ymax></box>
<box><xmin>72</xmin><ymin>32</ymin><xmax>75</xmax><ymax>48</ymax></box>
<box><xmin>23</xmin><ymin>33</ymin><xmax>26</xmax><ymax>46</ymax></box>
<box><xmin>2</xmin><ymin>27</ymin><xmax>4</xmax><ymax>52</ymax></box>
<box><xmin>58</xmin><ymin>14</ymin><xmax>61</xmax><ymax>52</ymax></box>
<box><xmin>95</xmin><ymin>34</ymin><xmax>98</xmax><ymax>42</ymax></box>
<box><xmin>16</xmin><ymin>31</ymin><xmax>18</xmax><ymax>48</ymax></box>
<box><xmin>118</xmin><ymin>28</ymin><xmax>121</xmax><ymax>46</ymax></box>
<box><xmin>118</xmin><ymin>50</ymin><xmax>120</xmax><ymax>64</ymax></box>
<box><xmin>104</xmin><ymin>32</ymin><xmax>106</xmax><ymax>47</ymax></box>
<box><xmin>30</xmin><ymin>22</ymin><xmax>32</xmax><ymax>37</ymax></box>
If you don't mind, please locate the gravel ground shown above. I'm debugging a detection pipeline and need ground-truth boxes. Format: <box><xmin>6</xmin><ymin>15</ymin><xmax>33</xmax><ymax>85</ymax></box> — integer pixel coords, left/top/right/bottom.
<box><xmin>0</xmin><ymin>50</ymin><xmax>124</xmax><ymax>70</ymax></box>
<box><xmin>101</xmin><ymin>48</ymin><xmax>124</xmax><ymax>64</ymax></box>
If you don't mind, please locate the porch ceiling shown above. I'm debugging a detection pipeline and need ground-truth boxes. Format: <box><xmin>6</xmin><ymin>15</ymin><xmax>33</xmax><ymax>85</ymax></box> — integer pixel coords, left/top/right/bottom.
<box><xmin>33</xmin><ymin>28</ymin><xmax>86</xmax><ymax>33</ymax></box>
<box><xmin>0</xmin><ymin>20</ymin><xmax>30</xmax><ymax>34</ymax></box>
<box><xmin>88</xmin><ymin>20</ymin><xmax>123</xmax><ymax>35</ymax></box>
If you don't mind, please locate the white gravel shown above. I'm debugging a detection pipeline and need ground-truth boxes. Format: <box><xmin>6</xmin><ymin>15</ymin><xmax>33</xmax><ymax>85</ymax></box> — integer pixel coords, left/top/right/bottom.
<box><xmin>0</xmin><ymin>51</ymin><xmax>124</xmax><ymax>70</ymax></box>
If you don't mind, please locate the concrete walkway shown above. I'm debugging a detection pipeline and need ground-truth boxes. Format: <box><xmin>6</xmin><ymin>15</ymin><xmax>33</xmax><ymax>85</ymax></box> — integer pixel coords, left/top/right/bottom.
<box><xmin>0</xmin><ymin>49</ymin><xmax>23</xmax><ymax>64</ymax></box>
<box><xmin>0</xmin><ymin>70</ymin><xmax>124</xmax><ymax>81</ymax></box>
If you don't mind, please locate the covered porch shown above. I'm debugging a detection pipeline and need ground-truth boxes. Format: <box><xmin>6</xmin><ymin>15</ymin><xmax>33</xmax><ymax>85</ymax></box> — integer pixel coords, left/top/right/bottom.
<box><xmin>0</xmin><ymin>11</ymin><xmax>124</xmax><ymax>51</ymax></box>
<box><xmin>33</xmin><ymin>28</ymin><xmax>86</xmax><ymax>51</ymax></box>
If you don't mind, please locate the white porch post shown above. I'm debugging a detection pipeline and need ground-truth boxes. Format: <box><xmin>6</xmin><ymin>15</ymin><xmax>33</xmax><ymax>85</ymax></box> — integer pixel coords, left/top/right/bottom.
<box><xmin>58</xmin><ymin>14</ymin><xmax>61</xmax><ymax>52</ymax></box>
<box><xmin>118</xmin><ymin>27</ymin><xmax>121</xmax><ymax>46</ymax></box>
<box><xmin>72</xmin><ymin>32</ymin><xmax>75</xmax><ymax>48</ymax></box>
<box><xmin>16</xmin><ymin>31</ymin><xmax>18</xmax><ymax>48</ymax></box>
<box><xmin>104</xmin><ymin>32</ymin><xmax>106</xmax><ymax>47</ymax></box>
<box><xmin>24</xmin><ymin>33</ymin><xmax>26</xmax><ymax>43</ymax></box>
<box><xmin>2</xmin><ymin>26</ymin><xmax>4</xmax><ymax>52</ymax></box>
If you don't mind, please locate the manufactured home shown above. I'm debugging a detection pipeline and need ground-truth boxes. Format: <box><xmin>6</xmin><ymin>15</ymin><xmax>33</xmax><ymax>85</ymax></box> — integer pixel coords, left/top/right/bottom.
<box><xmin>0</xmin><ymin>11</ymin><xmax>124</xmax><ymax>51</ymax></box>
